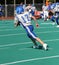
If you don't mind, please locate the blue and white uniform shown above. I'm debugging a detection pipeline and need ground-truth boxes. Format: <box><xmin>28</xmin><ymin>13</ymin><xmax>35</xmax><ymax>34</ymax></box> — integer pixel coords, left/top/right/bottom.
<box><xmin>54</xmin><ymin>2</ymin><xmax>59</xmax><ymax>25</ymax></box>
<box><xmin>0</xmin><ymin>4</ymin><xmax>3</xmax><ymax>16</ymax></box>
<box><xmin>50</xmin><ymin>2</ymin><xmax>59</xmax><ymax>25</ymax></box>
<box><xmin>42</xmin><ymin>4</ymin><xmax>48</xmax><ymax>21</ymax></box>
<box><xmin>15</xmin><ymin>6</ymin><xmax>37</xmax><ymax>39</ymax></box>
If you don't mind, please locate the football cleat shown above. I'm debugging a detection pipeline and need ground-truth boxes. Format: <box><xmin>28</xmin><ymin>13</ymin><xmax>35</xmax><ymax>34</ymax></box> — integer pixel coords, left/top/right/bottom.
<box><xmin>43</xmin><ymin>43</ymin><xmax>48</xmax><ymax>50</ymax></box>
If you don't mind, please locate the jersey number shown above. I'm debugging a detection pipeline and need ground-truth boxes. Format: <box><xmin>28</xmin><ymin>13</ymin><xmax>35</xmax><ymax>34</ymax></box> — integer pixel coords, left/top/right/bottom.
<box><xmin>21</xmin><ymin>14</ymin><xmax>30</xmax><ymax>23</ymax></box>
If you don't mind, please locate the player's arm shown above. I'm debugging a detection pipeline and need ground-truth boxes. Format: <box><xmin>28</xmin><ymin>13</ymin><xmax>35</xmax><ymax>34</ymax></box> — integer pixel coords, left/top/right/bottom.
<box><xmin>31</xmin><ymin>16</ymin><xmax>39</xmax><ymax>27</ymax></box>
<box><xmin>14</xmin><ymin>16</ymin><xmax>20</xmax><ymax>27</ymax></box>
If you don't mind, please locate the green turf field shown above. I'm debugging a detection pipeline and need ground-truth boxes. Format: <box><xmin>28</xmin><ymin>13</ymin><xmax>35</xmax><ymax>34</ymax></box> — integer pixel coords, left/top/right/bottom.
<box><xmin>0</xmin><ymin>19</ymin><xmax>59</xmax><ymax>65</ymax></box>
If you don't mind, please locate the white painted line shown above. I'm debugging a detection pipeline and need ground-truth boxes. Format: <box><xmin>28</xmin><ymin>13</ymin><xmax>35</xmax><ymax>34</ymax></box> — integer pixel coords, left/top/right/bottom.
<box><xmin>0</xmin><ymin>26</ymin><xmax>10</xmax><ymax>28</ymax></box>
<box><xmin>41</xmin><ymin>23</ymin><xmax>54</xmax><ymax>25</ymax></box>
<box><xmin>0</xmin><ymin>26</ymin><xmax>55</xmax><ymax>31</ymax></box>
<box><xmin>0</xmin><ymin>55</ymin><xmax>59</xmax><ymax>65</ymax></box>
<box><xmin>0</xmin><ymin>47</ymin><xmax>9</xmax><ymax>50</ymax></box>
<box><xmin>0</xmin><ymin>39</ymin><xmax>59</xmax><ymax>47</ymax></box>
<box><xmin>0</xmin><ymin>31</ymin><xmax>59</xmax><ymax>37</ymax></box>
<box><xmin>44</xmin><ymin>39</ymin><xmax>59</xmax><ymax>42</ymax></box>
<box><xmin>0</xmin><ymin>29</ymin><xmax>19</xmax><ymax>31</ymax></box>
<box><xmin>0</xmin><ymin>33</ymin><xmax>22</xmax><ymax>37</ymax></box>
<box><xmin>39</xmin><ymin>27</ymin><xmax>55</xmax><ymax>29</ymax></box>
<box><xmin>0</xmin><ymin>42</ymin><xmax>31</xmax><ymax>47</ymax></box>
<box><xmin>0</xmin><ymin>38</ymin><xmax>59</xmax><ymax>48</ymax></box>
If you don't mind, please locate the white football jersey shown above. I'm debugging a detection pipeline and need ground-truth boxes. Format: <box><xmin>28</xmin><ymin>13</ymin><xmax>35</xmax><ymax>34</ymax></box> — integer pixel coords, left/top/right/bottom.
<box><xmin>15</xmin><ymin>11</ymin><xmax>32</xmax><ymax>26</ymax></box>
<box><xmin>42</xmin><ymin>5</ymin><xmax>48</xmax><ymax>11</ymax></box>
<box><xmin>54</xmin><ymin>4</ymin><xmax>59</xmax><ymax>12</ymax></box>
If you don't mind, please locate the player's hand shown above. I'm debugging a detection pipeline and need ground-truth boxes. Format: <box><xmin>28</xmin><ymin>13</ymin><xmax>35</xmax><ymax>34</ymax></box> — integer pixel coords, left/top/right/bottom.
<box><xmin>36</xmin><ymin>24</ymin><xmax>39</xmax><ymax>27</ymax></box>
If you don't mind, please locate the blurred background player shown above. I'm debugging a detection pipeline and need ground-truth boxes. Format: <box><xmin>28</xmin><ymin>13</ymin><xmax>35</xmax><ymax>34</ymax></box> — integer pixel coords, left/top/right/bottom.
<box><xmin>42</xmin><ymin>4</ymin><xmax>48</xmax><ymax>21</ymax></box>
<box><xmin>14</xmin><ymin>4</ymin><xmax>48</xmax><ymax>50</ymax></box>
<box><xmin>25</xmin><ymin>4</ymin><xmax>36</xmax><ymax>16</ymax></box>
<box><xmin>0</xmin><ymin>4</ymin><xmax>4</xmax><ymax>20</ymax></box>
<box><xmin>46</xmin><ymin>0</ymin><xmax>50</xmax><ymax>6</ymax></box>
<box><xmin>53</xmin><ymin>2</ymin><xmax>59</xmax><ymax>27</ymax></box>
<box><xmin>48</xmin><ymin>2</ymin><xmax>59</xmax><ymax>27</ymax></box>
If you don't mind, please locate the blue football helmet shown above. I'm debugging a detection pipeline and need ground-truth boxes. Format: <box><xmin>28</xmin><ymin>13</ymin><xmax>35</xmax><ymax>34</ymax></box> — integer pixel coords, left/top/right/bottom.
<box><xmin>16</xmin><ymin>6</ymin><xmax>24</xmax><ymax>14</ymax></box>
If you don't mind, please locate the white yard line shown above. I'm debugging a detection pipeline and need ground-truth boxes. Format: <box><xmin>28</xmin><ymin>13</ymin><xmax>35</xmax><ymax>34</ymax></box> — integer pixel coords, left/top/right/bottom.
<box><xmin>0</xmin><ymin>26</ymin><xmax>10</xmax><ymax>28</ymax></box>
<box><xmin>0</xmin><ymin>55</ymin><xmax>59</xmax><ymax>65</ymax></box>
<box><xmin>0</xmin><ymin>42</ymin><xmax>31</xmax><ymax>47</ymax></box>
<box><xmin>0</xmin><ymin>31</ymin><xmax>59</xmax><ymax>37</ymax></box>
<box><xmin>0</xmin><ymin>29</ymin><xmax>18</xmax><ymax>31</ymax></box>
<box><xmin>0</xmin><ymin>38</ymin><xmax>59</xmax><ymax>48</ymax></box>
<box><xmin>41</xmin><ymin>22</ymin><xmax>54</xmax><ymax>25</ymax></box>
<box><xmin>0</xmin><ymin>26</ymin><xmax>55</xmax><ymax>31</ymax></box>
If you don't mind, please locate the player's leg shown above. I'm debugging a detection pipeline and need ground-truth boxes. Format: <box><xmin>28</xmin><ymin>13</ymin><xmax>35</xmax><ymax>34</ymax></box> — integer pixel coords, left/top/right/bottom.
<box><xmin>35</xmin><ymin>37</ymin><xmax>48</xmax><ymax>50</ymax></box>
<box><xmin>48</xmin><ymin>11</ymin><xmax>55</xmax><ymax>25</ymax></box>
<box><xmin>50</xmin><ymin>16</ymin><xmax>55</xmax><ymax>22</ymax></box>
<box><xmin>50</xmin><ymin>16</ymin><xmax>56</xmax><ymax>25</ymax></box>
<box><xmin>43</xmin><ymin>11</ymin><xmax>48</xmax><ymax>21</ymax></box>
<box><xmin>25</xmin><ymin>25</ymin><xmax>38</xmax><ymax>48</ymax></box>
<box><xmin>29</xmin><ymin>37</ymin><xmax>39</xmax><ymax>49</ymax></box>
<box><xmin>56</xmin><ymin>17</ymin><xmax>59</xmax><ymax>27</ymax></box>
<box><xmin>55</xmin><ymin>12</ymin><xmax>59</xmax><ymax>27</ymax></box>
<box><xmin>43</xmin><ymin>11</ymin><xmax>46</xmax><ymax>21</ymax></box>
<box><xmin>25</xmin><ymin>25</ymin><xmax>48</xmax><ymax>50</ymax></box>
